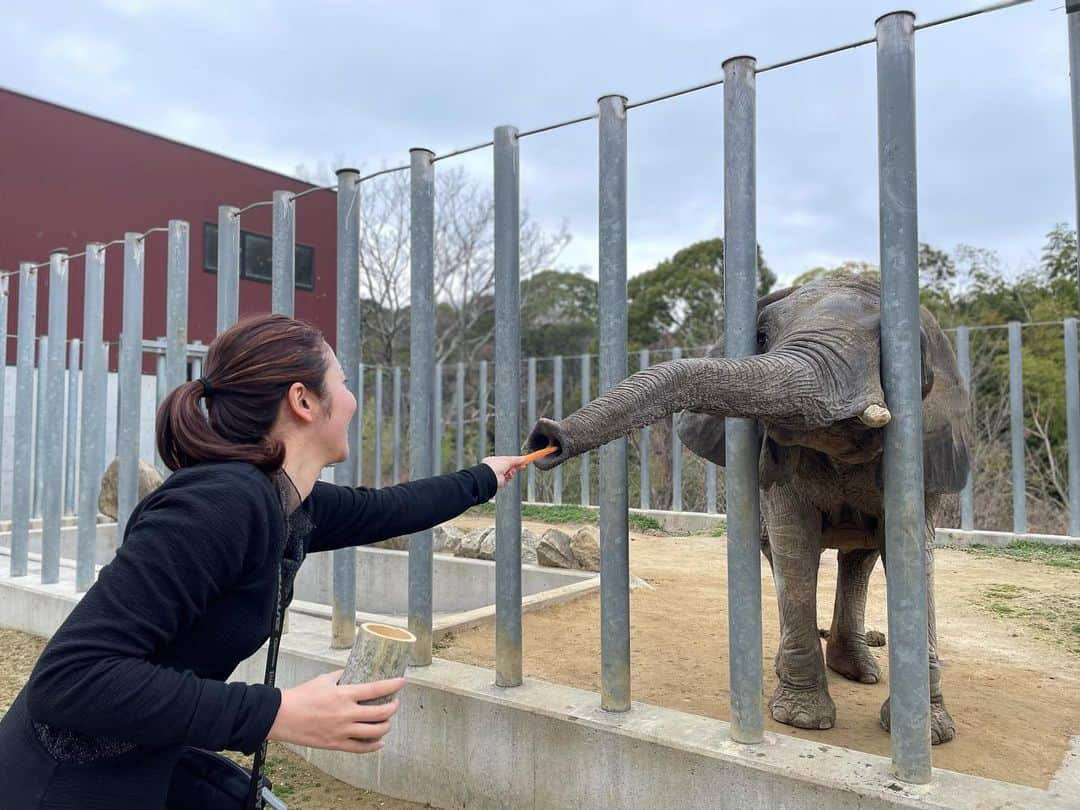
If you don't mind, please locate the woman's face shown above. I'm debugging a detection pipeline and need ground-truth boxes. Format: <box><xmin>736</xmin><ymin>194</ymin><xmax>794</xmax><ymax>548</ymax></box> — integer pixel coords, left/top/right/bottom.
<box><xmin>316</xmin><ymin>344</ymin><xmax>358</xmax><ymax>464</ymax></box>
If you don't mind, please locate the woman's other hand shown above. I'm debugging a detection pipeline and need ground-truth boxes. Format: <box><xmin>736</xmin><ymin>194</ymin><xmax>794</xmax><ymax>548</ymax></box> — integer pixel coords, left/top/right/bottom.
<box><xmin>481</xmin><ymin>456</ymin><xmax>526</xmax><ymax>490</ymax></box>
<box><xmin>268</xmin><ymin>671</ymin><xmax>404</xmax><ymax>753</ymax></box>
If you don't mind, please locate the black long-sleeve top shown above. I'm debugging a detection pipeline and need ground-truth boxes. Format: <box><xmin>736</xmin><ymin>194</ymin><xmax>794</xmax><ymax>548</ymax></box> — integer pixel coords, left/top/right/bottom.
<box><xmin>0</xmin><ymin>460</ymin><xmax>497</xmax><ymax>810</ymax></box>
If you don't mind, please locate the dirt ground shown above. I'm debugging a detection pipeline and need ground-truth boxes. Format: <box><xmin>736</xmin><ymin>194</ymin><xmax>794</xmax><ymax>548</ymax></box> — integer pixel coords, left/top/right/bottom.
<box><xmin>440</xmin><ymin>516</ymin><xmax>1080</xmax><ymax>790</ymax></box>
<box><xmin>0</xmin><ymin>628</ymin><xmax>426</xmax><ymax>810</ymax></box>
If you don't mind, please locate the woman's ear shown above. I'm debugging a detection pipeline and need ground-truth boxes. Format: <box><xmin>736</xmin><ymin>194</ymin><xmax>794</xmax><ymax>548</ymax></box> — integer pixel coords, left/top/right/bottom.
<box><xmin>287</xmin><ymin>382</ymin><xmax>315</xmax><ymax>423</ymax></box>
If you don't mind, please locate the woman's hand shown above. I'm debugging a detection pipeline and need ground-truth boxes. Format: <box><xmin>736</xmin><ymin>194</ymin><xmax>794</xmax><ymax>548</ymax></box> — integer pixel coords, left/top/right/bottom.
<box><xmin>481</xmin><ymin>456</ymin><xmax>527</xmax><ymax>490</ymax></box>
<box><xmin>268</xmin><ymin>671</ymin><xmax>404</xmax><ymax>753</ymax></box>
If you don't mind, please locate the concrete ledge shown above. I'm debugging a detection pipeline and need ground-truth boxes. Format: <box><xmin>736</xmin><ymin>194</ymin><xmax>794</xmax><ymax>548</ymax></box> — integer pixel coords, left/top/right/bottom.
<box><xmin>935</xmin><ymin>528</ymin><xmax>1079</xmax><ymax>548</ymax></box>
<box><xmin>523</xmin><ymin>502</ymin><xmax>726</xmax><ymax>534</ymax></box>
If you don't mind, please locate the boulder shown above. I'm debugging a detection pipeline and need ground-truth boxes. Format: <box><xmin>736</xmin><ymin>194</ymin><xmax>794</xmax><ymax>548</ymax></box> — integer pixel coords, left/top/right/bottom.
<box><xmin>477</xmin><ymin>528</ymin><xmax>497</xmax><ymax>561</ymax></box>
<box><xmin>434</xmin><ymin>524</ymin><xmax>465</xmax><ymax>555</ymax></box>
<box><xmin>457</xmin><ymin>529</ymin><xmax>485</xmax><ymax>559</ymax></box>
<box><xmin>373</xmin><ymin>536</ymin><xmax>409</xmax><ymax>551</ymax></box>
<box><xmin>537</xmin><ymin>528</ymin><xmax>576</xmax><ymax>569</ymax></box>
<box><xmin>98</xmin><ymin>457</ymin><xmax>164</xmax><ymax>519</ymax></box>
<box><xmin>521</xmin><ymin>527</ymin><xmax>540</xmax><ymax>566</ymax></box>
<box><xmin>570</xmin><ymin>527</ymin><xmax>601</xmax><ymax>572</ymax></box>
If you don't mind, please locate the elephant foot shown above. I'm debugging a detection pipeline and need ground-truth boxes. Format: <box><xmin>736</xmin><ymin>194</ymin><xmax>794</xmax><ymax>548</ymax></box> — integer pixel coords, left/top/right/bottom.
<box><xmin>879</xmin><ymin>697</ymin><xmax>956</xmax><ymax>745</ymax></box>
<box><xmin>826</xmin><ymin>636</ymin><xmax>882</xmax><ymax>684</ymax></box>
<box><xmin>770</xmin><ymin>683</ymin><xmax>836</xmax><ymax>730</ymax></box>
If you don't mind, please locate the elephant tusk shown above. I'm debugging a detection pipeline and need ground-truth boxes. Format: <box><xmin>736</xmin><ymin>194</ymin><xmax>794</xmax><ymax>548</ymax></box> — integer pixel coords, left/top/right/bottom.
<box><xmin>859</xmin><ymin>404</ymin><xmax>892</xmax><ymax>428</ymax></box>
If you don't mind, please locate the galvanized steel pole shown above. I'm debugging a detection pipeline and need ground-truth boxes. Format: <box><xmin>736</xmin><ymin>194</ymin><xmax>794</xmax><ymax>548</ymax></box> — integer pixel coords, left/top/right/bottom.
<box><xmin>478</xmin><ymin>361</ymin><xmax>489</xmax><ymax>460</ymax></box>
<box><xmin>356</xmin><ymin>363</ymin><xmax>365</xmax><ymax>484</ymax></box>
<box><xmin>10</xmin><ymin>263</ymin><xmax>37</xmax><ymax>576</ymax></box>
<box><xmin>707</xmin><ymin>462</ymin><xmax>717</xmax><ymax>514</ymax></box>
<box><xmin>216</xmin><ymin>206</ymin><xmax>240</xmax><ymax>335</ymax></box>
<box><xmin>580</xmin><ymin>353</ymin><xmax>591</xmax><ymax>506</ymax></box>
<box><xmin>671</xmin><ymin>346</ymin><xmax>684</xmax><ymax>511</ymax></box>
<box><xmin>117</xmin><ymin>233</ymin><xmax>145</xmax><ymax>542</ymax></box>
<box><xmin>64</xmin><ymin>339</ymin><xmax>80</xmax><ymax>514</ymax></box>
<box><xmin>154</xmin><ymin>350</ymin><xmax>166</xmax><ymax>470</ymax></box>
<box><xmin>165</xmin><ymin>220</ymin><xmax>189</xmax><ymax>396</ymax></box>
<box><xmin>526</xmin><ymin>358</ymin><xmax>536</xmax><ymax>501</ymax></box>
<box><xmin>408</xmin><ymin>149</ymin><xmax>436</xmax><ymax>665</ymax></box>
<box><xmin>597</xmin><ymin>93</ymin><xmax>631</xmax><ymax>712</ymax></box>
<box><xmin>956</xmin><ymin>326</ymin><xmax>974</xmax><ymax>530</ymax></box>
<box><xmin>639</xmin><ymin>349</ymin><xmax>650</xmax><ymax>510</ymax></box>
<box><xmin>392</xmin><ymin>366</ymin><xmax>402</xmax><ymax>484</ymax></box>
<box><xmin>272</xmin><ymin>191</ymin><xmax>296</xmax><ymax>317</ymax></box>
<box><xmin>876</xmin><ymin>11</ymin><xmax>932</xmax><ymax>784</ymax></box>
<box><xmin>0</xmin><ymin>279</ymin><xmax>7</xmax><ymax>520</ymax></box>
<box><xmin>1069</xmin><ymin>2</ymin><xmax>1080</xmax><ymax>312</ymax></box>
<box><xmin>78</xmin><ymin>246</ymin><xmax>107</xmax><ymax>590</ymax></box>
<box><xmin>455</xmin><ymin>361</ymin><xmax>465</xmax><ymax>471</ymax></box>
<box><xmin>553</xmin><ymin>355</ymin><xmax>563</xmax><ymax>504</ymax></box>
<box><xmin>333</xmin><ymin>168</ymin><xmax>362</xmax><ymax>649</ymax></box>
<box><xmin>1066</xmin><ymin>319</ymin><xmax>1080</xmax><ymax>537</ymax></box>
<box><xmin>723</xmin><ymin>55</ymin><xmax>764</xmax><ymax>744</ymax></box>
<box><xmin>494</xmin><ymin>124</ymin><xmax>523</xmax><ymax>687</ymax></box>
<box><xmin>374</xmin><ymin>366</ymin><xmax>383</xmax><ymax>488</ymax></box>
<box><xmin>41</xmin><ymin>250</ymin><xmax>69</xmax><ymax>584</ymax></box>
<box><xmin>1008</xmin><ymin>321</ymin><xmax>1027</xmax><ymax>533</ymax></box>
<box><xmin>33</xmin><ymin>335</ymin><xmax>47</xmax><ymax>519</ymax></box>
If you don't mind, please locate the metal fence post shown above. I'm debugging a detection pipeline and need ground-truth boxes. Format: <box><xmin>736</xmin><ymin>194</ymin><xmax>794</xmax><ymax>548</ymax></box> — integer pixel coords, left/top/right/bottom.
<box><xmin>166</xmin><ymin>221</ymin><xmax>189</xmax><ymax>399</ymax></box>
<box><xmin>333</xmin><ymin>168</ymin><xmax>362</xmax><ymax>649</ymax></box>
<box><xmin>1008</xmin><ymin>321</ymin><xmax>1027</xmax><ymax>534</ymax></box>
<box><xmin>1069</xmin><ymin>2</ymin><xmax>1080</xmax><ymax>312</ymax></box>
<box><xmin>639</xmin><ymin>349</ymin><xmax>650</xmax><ymax>510</ymax></box>
<box><xmin>216</xmin><ymin>206</ymin><xmax>240</xmax><ymax>335</ymax></box>
<box><xmin>78</xmin><ymin>245</ymin><xmax>107</xmax><ymax>591</ymax></box>
<box><xmin>707</xmin><ymin>462</ymin><xmax>718</xmax><ymax>514</ymax></box>
<box><xmin>877</xmin><ymin>12</ymin><xmax>931</xmax><ymax>784</ymax></box>
<box><xmin>455</xmin><ymin>361</ymin><xmax>465</xmax><ymax>471</ymax></box>
<box><xmin>64</xmin><ymin>339</ymin><xmax>80</xmax><ymax>514</ymax></box>
<box><xmin>598</xmin><ymin>93</ymin><xmax>630</xmax><ymax>712</ymax></box>
<box><xmin>117</xmin><ymin>233</ymin><xmax>145</xmax><ymax>542</ymax></box>
<box><xmin>356</xmin><ymin>363</ymin><xmax>365</xmax><ymax>484</ymax></box>
<box><xmin>723</xmin><ymin>55</ymin><xmax>764</xmax><ymax>744</ymax></box>
<box><xmin>154</xmin><ymin>349</ymin><xmax>166</xmax><ymax>471</ymax></box>
<box><xmin>671</xmin><ymin>346</ymin><xmax>683</xmax><ymax>511</ymax></box>
<box><xmin>10</xmin><ymin>262</ymin><xmax>37</xmax><ymax>576</ymax></box>
<box><xmin>433</xmin><ymin>363</ymin><xmax>443</xmax><ymax>476</ymax></box>
<box><xmin>33</xmin><ymin>336</ymin><xmax>47</xmax><ymax>519</ymax></box>
<box><xmin>956</xmin><ymin>326</ymin><xmax>974</xmax><ymax>530</ymax></box>
<box><xmin>553</xmin><ymin>355</ymin><xmax>563</xmax><ymax>504</ymax></box>
<box><xmin>1066</xmin><ymin>319</ymin><xmax>1080</xmax><ymax>537</ymax></box>
<box><xmin>580</xmin><ymin>352</ymin><xmax>591</xmax><ymax>506</ymax></box>
<box><xmin>494</xmin><ymin>124</ymin><xmax>523</xmax><ymax>687</ymax></box>
<box><xmin>0</xmin><ymin>278</ymin><xmax>8</xmax><ymax>520</ymax></box>
<box><xmin>526</xmin><ymin>357</ymin><xmax>536</xmax><ymax>501</ymax></box>
<box><xmin>392</xmin><ymin>366</ymin><xmax>402</xmax><ymax>484</ymax></box>
<box><xmin>272</xmin><ymin>190</ymin><xmax>296</xmax><ymax>317</ymax></box>
<box><xmin>408</xmin><ymin>149</ymin><xmax>436</xmax><ymax>665</ymax></box>
<box><xmin>41</xmin><ymin>250</ymin><xmax>69</xmax><ymax>584</ymax></box>
<box><xmin>478</xmin><ymin>360</ymin><xmax>489</xmax><ymax>460</ymax></box>
<box><xmin>374</xmin><ymin>366</ymin><xmax>383</xmax><ymax>488</ymax></box>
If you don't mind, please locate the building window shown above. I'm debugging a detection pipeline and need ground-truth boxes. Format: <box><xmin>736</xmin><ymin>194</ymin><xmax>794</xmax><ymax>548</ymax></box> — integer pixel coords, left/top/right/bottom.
<box><xmin>203</xmin><ymin>222</ymin><xmax>315</xmax><ymax>291</ymax></box>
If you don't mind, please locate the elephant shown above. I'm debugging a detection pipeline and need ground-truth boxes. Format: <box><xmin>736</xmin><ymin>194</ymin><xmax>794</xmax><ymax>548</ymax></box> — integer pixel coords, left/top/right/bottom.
<box><xmin>524</xmin><ymin>272</ymin><xmax>970</xmax><ymax>744</ymax></box>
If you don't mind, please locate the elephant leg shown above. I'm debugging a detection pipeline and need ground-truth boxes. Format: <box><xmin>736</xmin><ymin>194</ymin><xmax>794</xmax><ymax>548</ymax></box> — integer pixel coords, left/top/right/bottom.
<box><xmin>761</xmin><ymin>487</ymin><xmax>835</xmax><ymax>731</ymax></box>
<box><xmin>878</xmin><ymin>507</ymin><xmax>955</xmax><ymax>744</ymax></box>
<box><xmin>826</xmin><ymin>548</ymin><xmax>882</xmax><ymax>684</ymax></box>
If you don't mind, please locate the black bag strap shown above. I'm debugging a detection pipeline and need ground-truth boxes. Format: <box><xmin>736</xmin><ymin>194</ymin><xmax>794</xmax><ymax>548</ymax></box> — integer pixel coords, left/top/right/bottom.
<box><xmin>245</xmin><ymin>558</ymin><xmax>286</xmax><ymax>810</ymax></box>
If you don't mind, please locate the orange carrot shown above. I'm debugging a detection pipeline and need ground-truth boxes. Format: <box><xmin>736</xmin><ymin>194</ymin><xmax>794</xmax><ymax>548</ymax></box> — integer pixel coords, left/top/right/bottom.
<box><xmin>518</xmin><ymin>445</ymin><xmax>557</xmax><ymax>466</ymax></box>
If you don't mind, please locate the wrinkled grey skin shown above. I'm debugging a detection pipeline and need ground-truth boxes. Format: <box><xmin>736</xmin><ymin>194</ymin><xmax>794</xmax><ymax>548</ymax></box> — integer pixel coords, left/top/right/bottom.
<box><xmin>525</xmin><ymin>274</ymin><xmax>970</xmax><ymax>743</ymax></box>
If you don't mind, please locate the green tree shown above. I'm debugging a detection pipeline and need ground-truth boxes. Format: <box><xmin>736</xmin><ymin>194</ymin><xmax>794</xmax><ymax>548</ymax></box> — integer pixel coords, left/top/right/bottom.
<box><xmin>519</xmin><ymin>270</ymin><xmax>599</xmax><ymax>358</ymax></box>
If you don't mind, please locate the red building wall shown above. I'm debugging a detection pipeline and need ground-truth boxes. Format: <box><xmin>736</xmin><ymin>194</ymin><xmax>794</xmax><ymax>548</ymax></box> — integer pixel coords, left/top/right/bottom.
<box><xmin>0</xmin><ymin>88</ymin><xmax>340</xmax><ymax>369</ymax></box>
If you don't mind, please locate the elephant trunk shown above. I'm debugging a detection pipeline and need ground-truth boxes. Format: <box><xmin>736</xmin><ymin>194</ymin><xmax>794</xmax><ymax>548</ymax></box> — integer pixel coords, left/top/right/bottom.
<box><xmin>526</xmin><ymin>353</ymin><xmax>832</xmax><ymax>469</ymax></box>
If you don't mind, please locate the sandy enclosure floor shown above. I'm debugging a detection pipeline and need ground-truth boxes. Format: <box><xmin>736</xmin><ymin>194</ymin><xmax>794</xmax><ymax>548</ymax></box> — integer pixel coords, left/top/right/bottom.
<box><xmin>439</xmin><ymin>517</ymin><xmax>1080</xmax><ymax>789</ymax></box>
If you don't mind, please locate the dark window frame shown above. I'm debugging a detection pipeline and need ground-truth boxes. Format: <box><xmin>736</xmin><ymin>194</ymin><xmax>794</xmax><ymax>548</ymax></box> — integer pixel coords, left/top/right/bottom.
<box><xmin>203</xmin><ymin>222</ymin><xmax>315</xmax><ymax>291</ymax></box>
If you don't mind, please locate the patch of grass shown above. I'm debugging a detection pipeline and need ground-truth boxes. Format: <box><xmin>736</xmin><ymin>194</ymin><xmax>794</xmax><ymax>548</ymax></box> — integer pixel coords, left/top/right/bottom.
<box><xmin>629</xmin><ymin>513</ymin><xmax>663</xmax><ymax>532</ymax></box>
<box><xmin>963</xmin><ymin>541</ymin><xmax>1080</xmax><ymax>571</ymax></box>
<box><xmin>465</xmin><ymin>501</ymin><xmax>666</xmax><ymax>533</ymax></box>
<box><xmin>978</xmin><ymin>583</ymin><xmax>1080</xmax><ymax>656</ymax></box>
<box><xmin>709</xmin><ymin>521</ymin><xmax>729</xmax><ymax>538</ymax></box>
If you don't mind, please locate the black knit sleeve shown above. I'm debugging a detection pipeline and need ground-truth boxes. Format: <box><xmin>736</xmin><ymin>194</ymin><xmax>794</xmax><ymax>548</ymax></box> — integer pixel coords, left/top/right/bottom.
<box><xmin>25</xmin><ymin>469</ymin><xmax>281</xmax><ymax>755</ymax></box>
<box><xmin>305</xmin><ymin>464</ymin><xmax>499</xmax><ymax>554</ymax></box>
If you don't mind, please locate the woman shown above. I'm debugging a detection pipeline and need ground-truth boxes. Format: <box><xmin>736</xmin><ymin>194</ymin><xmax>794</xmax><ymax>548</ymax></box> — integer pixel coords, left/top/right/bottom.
<box><xmin>0</xmin><ymin>314</ymin><xmax>523</xmax><ymax>809</ymax></box>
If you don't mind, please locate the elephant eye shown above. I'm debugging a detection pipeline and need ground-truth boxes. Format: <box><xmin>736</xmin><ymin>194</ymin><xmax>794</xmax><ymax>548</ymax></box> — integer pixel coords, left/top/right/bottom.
<box><xmin>756</xmin><ymin>330</ymin><xmax>768</xmax><ymax>350</ymax></box>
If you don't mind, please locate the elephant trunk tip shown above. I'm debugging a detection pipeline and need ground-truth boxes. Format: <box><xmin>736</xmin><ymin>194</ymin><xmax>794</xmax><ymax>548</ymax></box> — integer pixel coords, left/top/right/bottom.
<box><xmin>523</xmin><ymin>417</ymin><xmax>570</xmax><ymax>470</ymax></box>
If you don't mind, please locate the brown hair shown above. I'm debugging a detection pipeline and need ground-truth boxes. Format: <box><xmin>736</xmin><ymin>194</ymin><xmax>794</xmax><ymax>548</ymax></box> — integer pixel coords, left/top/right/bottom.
<box><xmin>155</xmin><ymin>313</ymin><xmax>330</xmax><ymax>472</ymax></box>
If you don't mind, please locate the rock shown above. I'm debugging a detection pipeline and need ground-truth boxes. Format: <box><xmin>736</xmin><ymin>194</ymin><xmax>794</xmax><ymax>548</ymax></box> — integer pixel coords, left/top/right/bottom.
<box><xmin>373</xmin><ymin>536</ymin><xmax>409</xmax><ymax>551</ymax></box>
<box><xmin>457</xmin><ymin>529</ymin><xmax>485</xmax><ymax>559</ymax></box>
<box><xmin>537</xmin><ymin>528</ymin><xmax>576</xmax><ymax>569</ymax></box>
<box><xmin>477</xmin><ymin>528</ymin><xmax>497</xmax><ymax>561</ymax></box>
<box><xmin>866</xmin><ymin>630</ymin><xmax>886</xmax><ymax>647</ymax></box>
<box><xmin>434</xmin><ymin>525</ymin><xmax>464</xmax><ymax>555</ymax></box>
<box><xmin>570</xmin><ymin>528</ymin><xmax>600</xmax><ymax>571</ymax></box>
<box><xmin>521</xmin><ymin>528</ymin><xmax>540</xmax><ymax>565</ymax></box>
<box><xmin>98</xmin><ymin>457</ymin><xmax>164</xmax><ymax>519</ymax></box>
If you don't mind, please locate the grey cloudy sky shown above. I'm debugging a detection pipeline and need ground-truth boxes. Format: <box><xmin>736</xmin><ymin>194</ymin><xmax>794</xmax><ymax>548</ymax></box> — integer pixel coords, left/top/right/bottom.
<box><xmin>1</xmin><ymin>0</ymin><xmax>1073</xmax><ymax>285</ymax></box>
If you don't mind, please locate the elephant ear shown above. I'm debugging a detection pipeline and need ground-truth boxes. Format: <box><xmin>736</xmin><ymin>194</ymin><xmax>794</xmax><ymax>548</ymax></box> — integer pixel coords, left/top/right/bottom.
<box><xmin>674</xmin><ymin>286</ymin><xmax>797</xmax><ymax>467</ymax></box>
<box><xmin>919</xmin><ymin>309</ymin><xmax>971</xmax><ymax>494</ymax></box>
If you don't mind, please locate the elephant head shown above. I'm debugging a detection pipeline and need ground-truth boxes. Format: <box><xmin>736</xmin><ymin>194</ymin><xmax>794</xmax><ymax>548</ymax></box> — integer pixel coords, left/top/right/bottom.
<box><xmin>524</xmin><ymin>272</ymin><xmax>970</xmax><ymax>493</ymax></box>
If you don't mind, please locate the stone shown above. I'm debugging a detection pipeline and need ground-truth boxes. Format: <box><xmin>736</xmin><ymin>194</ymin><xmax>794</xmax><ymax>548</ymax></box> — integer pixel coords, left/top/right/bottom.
<box><xmin>434</xmin><ymin>525</ymin><xmax>465</xmax><ymax>555</ymax></box>
<box><xmin>570</xmin><ymin>527</ymin><xmax>600</xmax><ymax>572</ymax></box>
<box><xmin>373</xmin><ymin>536</ymin><xmax>409</xmax><ymax>551</ymax></box>
<box><xmin>98</xmin><ymin>457</ymin><xmax>164</xmax><ymax>520</ymax></box>
<box><xmin>477</xmin><ymin>528</ymin><xmax>497</xmax><ymax>561</ymax></box>
<box><xmin>457</xmin><ymin>529</ymin><xmax>485</xmax><ymax>559</ymax></box>
<box><xmin>521</xmin><ymin>528</ymin><xmax>540</xmax><ymax>566</ymax></box>
<box><xmin>537</xmin><ymin>528</ymin><xmax>576</xmax><ymax>569</ymax></box>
